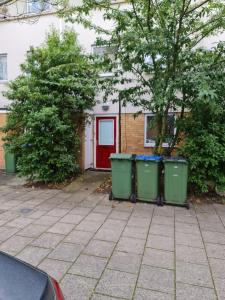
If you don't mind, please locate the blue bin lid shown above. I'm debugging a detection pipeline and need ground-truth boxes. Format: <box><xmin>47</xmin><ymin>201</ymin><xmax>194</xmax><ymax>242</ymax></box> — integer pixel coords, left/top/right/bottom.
<box><xmin>136</xmin><ymin>155</ymin><xmax>162</xmax><ymax>161</ymax></box>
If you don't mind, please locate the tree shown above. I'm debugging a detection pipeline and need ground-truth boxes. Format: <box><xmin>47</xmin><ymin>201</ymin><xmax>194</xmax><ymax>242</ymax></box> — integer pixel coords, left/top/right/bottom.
<box><xmin>1</xmin><ymin>30</ymin><xmax>99</xmax><ymax>183</ymax></box>
<box><xmin>63</xmin><ymin>0</ymin><xmax>225</xmax><ymax>155</ymax></box>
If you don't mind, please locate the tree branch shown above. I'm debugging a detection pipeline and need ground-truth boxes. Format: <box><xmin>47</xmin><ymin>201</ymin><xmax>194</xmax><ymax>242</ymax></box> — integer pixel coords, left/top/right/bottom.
<box><xmin>185</xmin><ymin>0</ymin><xmax>212</xmax><ymax>15</ymax></box>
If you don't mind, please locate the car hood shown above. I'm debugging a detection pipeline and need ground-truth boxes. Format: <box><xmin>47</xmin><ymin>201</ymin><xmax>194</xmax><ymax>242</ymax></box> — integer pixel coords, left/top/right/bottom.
<box><xmin>0</xmin><ymin>251</ymin><xmax>54</xmax><ymax>300</ymax></box>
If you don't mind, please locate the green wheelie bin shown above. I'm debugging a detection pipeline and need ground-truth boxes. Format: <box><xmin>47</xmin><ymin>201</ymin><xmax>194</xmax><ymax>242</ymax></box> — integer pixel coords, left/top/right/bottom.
<box><xmin>4</xmin><ymin>145</ymin><xmax>16</xmax><ymax>173</ymax></box>
<box><xmin>136</xmin><ymin>155</ymin><xmax>162</xmax><ymax>204</ymax></box>
<box><xmin>109</xmin><ymin>153</ymin><xmax>136</xmax><ymax>202</ymax></box>
<box><xmin>163</xmin><ymin>157</ymin><xmax>189</xmax><ymax>208</ymax></box>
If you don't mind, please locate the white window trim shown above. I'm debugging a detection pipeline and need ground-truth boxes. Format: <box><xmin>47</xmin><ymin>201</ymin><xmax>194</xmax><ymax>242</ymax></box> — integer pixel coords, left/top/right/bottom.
<box><xmin>144</xmin><ymin>113</ymin><xmax>176</xmax><ymax>148</ymax></box>
<box><xmin>0</xmin><ymin>53</ymin><xmax>7</xmax><ymax>82</ymax></box>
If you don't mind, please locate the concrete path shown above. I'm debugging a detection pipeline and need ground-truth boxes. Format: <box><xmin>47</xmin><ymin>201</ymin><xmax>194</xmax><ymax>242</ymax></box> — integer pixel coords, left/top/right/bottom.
<box><xmin>0</xmin><ymin>173</ymin><xmax>225</xmax><ymax>299</ymax></box>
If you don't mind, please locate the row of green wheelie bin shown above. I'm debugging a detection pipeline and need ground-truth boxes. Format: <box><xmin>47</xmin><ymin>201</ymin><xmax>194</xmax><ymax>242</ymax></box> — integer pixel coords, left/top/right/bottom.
<box><xmin>109</xmin><ymin>153</ymin><xmax>189</xmax><ymax>208</ymax></box>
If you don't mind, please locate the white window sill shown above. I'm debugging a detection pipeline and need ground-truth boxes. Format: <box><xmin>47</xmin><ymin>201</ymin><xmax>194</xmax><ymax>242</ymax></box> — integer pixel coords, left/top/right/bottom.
<box><xmin>99</xmin><ymin>72</ymin><xmax>114</xmax><ymax>78</ymax></box>
<box><xmin>0</xmin><ymin>80</ymin><xmax>8</xmax><ymax>84</ymax></box>
<box><xmin>144</xmin><ymin>143</ymin><xmax>169</xmax><ymax>148</ymax></box>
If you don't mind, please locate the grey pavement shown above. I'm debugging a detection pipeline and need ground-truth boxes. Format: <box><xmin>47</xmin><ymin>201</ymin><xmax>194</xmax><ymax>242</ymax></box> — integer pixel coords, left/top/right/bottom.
<box><xmin>0</xmin><ymin>174</ymin><xmax>225</xmax><ymax>299</ymax></box>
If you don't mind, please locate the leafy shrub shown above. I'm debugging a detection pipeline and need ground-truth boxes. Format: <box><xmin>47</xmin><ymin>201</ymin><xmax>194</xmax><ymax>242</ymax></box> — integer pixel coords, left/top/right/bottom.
<box><xmin>180</xmin><ymin>76</ymin><xmax>225</xmax><ymax>193</ymax></box>
<box><xmin>2</xmin><ymin>30</ymin><xmax>98</xmax><ymax>183</ymax></box>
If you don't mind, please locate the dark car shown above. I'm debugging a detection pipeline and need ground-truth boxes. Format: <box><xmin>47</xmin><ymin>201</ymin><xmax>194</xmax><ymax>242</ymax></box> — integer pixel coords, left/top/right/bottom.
<box><xmin>0</xmin><ymin>251</ymin><xmax>64</xmax><ymax>300</ymax></box>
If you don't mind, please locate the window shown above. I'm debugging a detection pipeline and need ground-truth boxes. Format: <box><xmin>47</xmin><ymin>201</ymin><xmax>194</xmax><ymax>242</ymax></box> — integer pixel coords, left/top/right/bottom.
<box><xmin>99</xmin><ymin>120</ymin><xmax>114</xmax><ymax>145</ymax></box>
<box><xmin>145</xmin><ymin>114</ymin><xmax>175</xmax><ymax>147</ymax></box>
<box><xmin>92</xmin><ymin>45</ymin><xmax>116</xmax><ymax>77</ymax></box>
<box><xmin>0</xmin><ymin>54</ymin><xmax>7</xmax><ymax>81</ymax></box>
<box><xmin>92</xmin><ymin>45</ymin><xmax>115</xmax><ymax>58</ymax></box>
<box><xmin>27</xmin><ymin>0</ymin><xmax>50</xmax><ymax>13</ymax></box>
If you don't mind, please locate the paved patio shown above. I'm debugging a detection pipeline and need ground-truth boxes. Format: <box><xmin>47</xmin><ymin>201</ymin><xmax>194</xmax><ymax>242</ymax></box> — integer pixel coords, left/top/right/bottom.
<box><xmin>0</xmin><ymin>175</ymin><xmax>225</xmax><ymax>300</ymax></box>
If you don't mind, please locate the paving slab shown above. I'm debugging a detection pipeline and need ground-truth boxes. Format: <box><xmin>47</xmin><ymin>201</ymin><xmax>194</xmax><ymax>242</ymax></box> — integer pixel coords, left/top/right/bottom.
<box><xmin>176</xmin><ymin>232</ymin><xmax>204</xmax><ymax>248</ymax></box>
<box><xmin>108</xmin><ymin>251</ymin><xmax>142</xmax><ymax>274</ymax></box>
<box><xmin>69</xmin><ymin>254</ymin><xmax>108</xmax><ymax>279</ymax></box>
<box><xmin>0</xmin><ymin>235</ymin><xmax>33</xmax><ymax>254</ymax></box>
<box><xmin>0</xmin><ymin>226</ymin><xmax>19</xmax><ymax>242</ymax></box>
<box><xmin>38</xmin><ymin>258</ymin><xmax>72</xmax><ymax>281</ymax></box>
<box><xmin>209</xmin><ymin>258</ymin><xmax>225</xmax><ymax>279</ymax></box>
<box><xmin>127</xmin><ymin>216</ymin><xmax>151</xmax><ymax>228</ymax></box>
<box><xmin>6</xmin><ymin>217</ymin><xmax>33</xmax><ymax>229</ymax></box>
<box><xmin>214</xmin><ymin>277</ymin><xmax>225</xmax><ymax>300</ymax></box>
<box><xmin>152</xmin><ymin>215</ymin><xmax>174</xmax><ymax>227</ymax></box>
<box><xmin>48</xmin><ymin>242</ymin><xmax>83</xmax><ymax>262</ymax></box>
<box><xmin>84</xmin><ymin>239</ymin><xmax>116</xmax><ymax>258</ymax></box>
<box><xmin>137</xmin><ymin>265</ymin><xmax>174</xmax><ymax>294</ymax></box>
<box><xmin>17</xmin><ymin>224</ymin><xmax>48</xmax><ymax>238</ymax></box>
<box><xmin>76</xmin><ymin>220</ymin><xmax>103</xmax><ymax>232</ymax></box>
<box><xmin>59</xmin><ymin>214</ymin><xmax>84</xmax><ymax>224</ymax></box>
<box><xmin>31</xmin><ymin>232</ymin><xmax>65</xmax><ymax>249</ymax></box>
<box><xmin>47</xmin><ymin>222</ymin><xmax>75</xmax><ymax>235</ymax></box>
<box><xmin>122</xmin><ymin>225</ymin><xmax>148</xmax><ymax>240</ymax></box>
<box><xmin>143</xmin><ymin>248</ymin><xmax>174</xmax><ymax>269</ymax></box>
<box><xmin>91</xmin><ymin>294</ymin><xmax>118</xmax><ymax>300</ymax></box>
<box><xmin>205</xmin><ymin>243</ymin><xmax>225</xmax><ymax>259</ymax></box>
<box><xmin>94</xmin><ymin>227</ymin><xmax>122</xmax><ymax>242</ymax></box>
<box><xmin>176</xmin><ymin>261</ymin><xmax>214</xmax><ymax>288</ymax></box>
<box><xmin>61</xmin><ymin>274</ymin><xmax>97</xmax><ymax>300</ymax></box>
<box><xmin>96</xmin><ymin>269</ymin><xmax>137</xmax><ymax>299</ymax></box>
<box><xmin>149</xmin><ymin>223</ymin><xmax>174</xmax><ymax>237</ymax></box>
<box><xmin>176</xmin><ymin>244</ymin><xmax>208</xmax><ymax>265</ymax></box>
<box><xmin>146</xmin><ymin>234</ymin><xmax>174</xmax><ymax>252</ymax></box>
<box><xmin>134</xmin><ymin>288</ymin><xmax>174</xmax><ymax>300</ymax></box>
<box><xmin>47</xmin><ymin>208</ymin><xmax>70</xmax><ymax>217</ymax></box>
<box><xmin>16</xmin><ymin>246</ymin><xmax>50</xmax><ymax>266</ymax></box>
<box><xmin>176</xmin><ymin>282</ymin><xmax>217</xmax><ymax>300</ymax></box>
<box><xmin>116</xmin><ymin>237</ymin><xmax>145</xmax><ymax>255</ymax></box>
<box><xmin>33</xmin><ymin>215</ymin><xmax>60</xmax><ymax>226</ymax></box>
<box><xmin>201</xmin><ymin>230</ymin><xmax>225</xmax><ymax>245</ymax></box>
<box><xmin>64</xmin><ymin>230</ymin><xmax>94</xmax><ymax>245</ymax></box>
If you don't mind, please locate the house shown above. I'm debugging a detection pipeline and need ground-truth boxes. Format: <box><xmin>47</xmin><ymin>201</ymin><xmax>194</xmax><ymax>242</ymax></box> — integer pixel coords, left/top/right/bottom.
<box><xmin>0</xmin><ymin>0</ymin><xmax>224</xmax><ymax>171</ymax></box>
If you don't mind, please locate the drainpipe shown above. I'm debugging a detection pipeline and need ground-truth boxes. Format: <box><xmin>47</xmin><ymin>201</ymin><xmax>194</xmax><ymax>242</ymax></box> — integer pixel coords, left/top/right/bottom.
<box><xmin>119</xmin><ymin>99</ymin><xmax>122</xmax><ymax>153</ymax></box>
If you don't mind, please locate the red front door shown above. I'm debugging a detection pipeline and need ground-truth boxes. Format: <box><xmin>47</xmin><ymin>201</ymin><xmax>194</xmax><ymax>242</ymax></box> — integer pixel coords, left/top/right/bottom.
<box><xmin>96</xmin><ymin>117</ymin><xmax>116</xmax><ymax>169</ymax></box>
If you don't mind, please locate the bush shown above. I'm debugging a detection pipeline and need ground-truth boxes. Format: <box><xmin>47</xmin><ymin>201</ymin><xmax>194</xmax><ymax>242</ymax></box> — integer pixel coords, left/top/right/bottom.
<box><xmin>180</xmin><ymin>97</ymin><xmax>225</xmax><ymax>193</ymax></box>
<box><xmin>2</xmin><ymin>30</ymin><xmax>98</xmax><ymax>183</ymax></box>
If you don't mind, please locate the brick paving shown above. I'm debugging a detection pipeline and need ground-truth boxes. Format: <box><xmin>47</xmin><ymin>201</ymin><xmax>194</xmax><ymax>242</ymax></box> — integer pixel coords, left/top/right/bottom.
<box><xmin>0</xmin><ymin>183</ymin><xmax>225</xmax><ymax>300</ymax></box>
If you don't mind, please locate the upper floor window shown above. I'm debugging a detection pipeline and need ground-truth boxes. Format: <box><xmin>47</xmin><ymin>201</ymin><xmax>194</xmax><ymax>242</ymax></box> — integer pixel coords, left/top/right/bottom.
<box><xmin>0</xmin><ymin>54</ymin><xmax>7</xmax><ymax>81</ymax></box>
<box><xmin>27</xmin><ymin>0</ymin><xmax>51</xmax><ymax>13</ymax></box>
<box><xmin>92</xmin><ymin>45</ymin><xmax>115</xmax><ymax>58</ymax></box>
<box><xmin>92</xmin><ymin>45</ymin><xmax>116</xmax><ymax>77</ymax></box>
<box><xmin>145</xmin><ymin>114</ymin><xmax>175</xmax><ymax>147</ymax></box>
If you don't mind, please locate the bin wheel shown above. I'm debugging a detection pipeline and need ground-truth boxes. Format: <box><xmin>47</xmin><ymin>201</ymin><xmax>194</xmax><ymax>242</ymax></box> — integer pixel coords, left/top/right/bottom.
<box><xmin>109</xmin><ymin>191</ymin><xmax>114</xmax><ymax>201</ymax></box>
<box><xmin>130</xmin><ymin>194</ymin><xmax>136</xmax><ymax>203</ymax></box>
<box><xmin>186</xmin><ymin>202</ymin><xmax>190</xmax><ymax>210</ymax></box>
<box><xmin>159</xmin><ymin>196</ymin><xmax>164</xmax><ymax>206</ymax></box>
<box><xmin>156</xmin><ymin>197</ymin><xmax>161</xmax><ymax>206</ymax></box>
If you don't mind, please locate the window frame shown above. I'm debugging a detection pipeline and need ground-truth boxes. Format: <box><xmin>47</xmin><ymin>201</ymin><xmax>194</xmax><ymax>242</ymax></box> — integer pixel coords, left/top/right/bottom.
<box><xmin>144</xmin><ymin>113</ymin><xmax>176</xmax><ymax>148</ymax></box>
<box><xmin>26</xmin><ymin>0</ymin><xmax>51</xmax><ymax>14</ymax></box>
<box><xmin>91</xmin><ymin>44</ymin><xmax>115</xmax><ymax>78</ymax></box>
<box><xmin>0</xmin><ymin>53</ymin><xmax>7</xmax><ymax>82</ymax></box>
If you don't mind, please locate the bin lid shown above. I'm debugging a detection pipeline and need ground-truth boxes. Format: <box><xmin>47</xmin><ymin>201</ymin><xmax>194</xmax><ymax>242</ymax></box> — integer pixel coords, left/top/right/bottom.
<box><xmin>136</xmin><ymin>155</ymin><xmax>162</xmax><ymax>161</ymax></box>
<box><xmin>110</xmin><ymin>153</ymin><xmax>133</xmax><ymax>160</ymax></box>
<box><xmin>163</xmin><ymin>156</ymin><xmax>188</xmax><ymax>164</ymax></box>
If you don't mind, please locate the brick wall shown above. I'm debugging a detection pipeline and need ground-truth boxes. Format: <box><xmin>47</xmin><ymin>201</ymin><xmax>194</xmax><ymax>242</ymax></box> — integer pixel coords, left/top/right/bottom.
<box><xmin>121</xmin><ymin>113</ymin><xmax>154</xmax><ymax>155</ymax></box>
<box><xmin>121</xmin><ymin>113</ymin><xmax>179</xmax><ymax>155</ymax></box>
<box><xmin>0</xmin><ymin>113</ymin><xmax>7</xmax><ymax>169</ymax></box>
